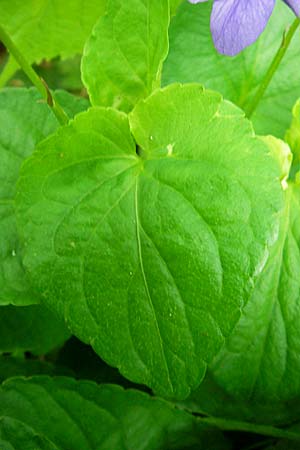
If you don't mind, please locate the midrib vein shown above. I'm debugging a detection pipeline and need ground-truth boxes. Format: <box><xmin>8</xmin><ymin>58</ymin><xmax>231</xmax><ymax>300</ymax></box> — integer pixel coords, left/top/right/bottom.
<box><xmin>134</xmin><ymin>177</ymin><xmax>172</xmax><ymax>392</ymax></box>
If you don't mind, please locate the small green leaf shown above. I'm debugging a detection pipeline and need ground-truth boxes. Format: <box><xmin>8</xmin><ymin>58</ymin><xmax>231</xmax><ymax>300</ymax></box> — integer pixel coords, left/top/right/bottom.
<box><xmin>0</xmin><ymin>87</ymin><xmax>88</xmax><ymax>306</ymax></box>
<box><xmin>82</xmin><ymin>0</ymin><xmax>170</xmax><ymax>112</ymax></box>
<box><xmin>0</xmin><ymin>305</ymin><xmax>70</xmax><ymax>354</ymax></box>
<box><xmin>163</xmin><ymin>1</ymin><xmax>300</xmax><ymax>138</ymax></box>
<box><xmin>16</xmin><ymin>84</ymin><xmax>283</xmax><ymax>398</ymax></box>
<box><xmin>210</xmin><ymin>175</ymin><xmax>300</xmax><ymax>402</ymax></box>
<box><xmin>0</xmin><ymin>377</ymin><xmax>230</xmax><ymax>450</ymax></box>
<box><xmin>0</xmin><ymin>0</ymin><xmax>106</xmax><ymax>86</ymax></box>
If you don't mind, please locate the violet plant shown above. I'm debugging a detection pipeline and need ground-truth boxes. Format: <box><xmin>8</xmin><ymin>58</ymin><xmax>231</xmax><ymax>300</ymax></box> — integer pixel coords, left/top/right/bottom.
<box><xmin>0</xmin><ymin>0</ymin><xmax>300</xmax><ymax>449</ymax></box>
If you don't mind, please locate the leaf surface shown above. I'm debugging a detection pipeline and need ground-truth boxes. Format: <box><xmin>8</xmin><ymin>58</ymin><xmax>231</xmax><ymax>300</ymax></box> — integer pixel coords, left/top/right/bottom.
<box><xmin>0</xmin><ymin>356</ymin><xmax>73</xmax><ymax>383</ymax></box>
<box><xmin>16</xmin><ymin>84</ymin><xmax>283</xmax><ymax>398</ymax></box>
<box><xmin>0</xmin><ymin>0</ymin><xmax>106</xmax><ymax>86</ymax></box>
<box><xmin>0</xmin><ymin>417</ymin><xmax>58</xmax><ymax>450</ymax></box>
<box><xmin>286</xmin><ymin>99</ymin><xmax>300</xmax><ymax>177</ymax></box>
<box><xmin>0</xmin><ymin>305</ymin><xmax>70</xmax><ymax>354</ymax></box>
<box><xmin>181</xmin><ymin>372</ymin><xmax>300</xmax><ymax>427</ymax></box>
<box><xmin>82</xmin><ymin>0</ymin><xmax>169</xmax><ymax>111</ymax></box>
<box><xmin>163</xmin><ymin>1</ymin><xmax>300</xmax><ymax>138</ymax></box>
<box><xmin>0</xmin><ymin>376</ymin><xmax>230</xmax><ymax>450</ymax></box>
<box><xmin>210</xmin><ymin>174</ymin><xmax>300</xmax><ymax>402</ymax></box>
<box><xmin>0</xmin><ymin>87</ymin><xmax>88</xmax><ymax>306</ymax></box>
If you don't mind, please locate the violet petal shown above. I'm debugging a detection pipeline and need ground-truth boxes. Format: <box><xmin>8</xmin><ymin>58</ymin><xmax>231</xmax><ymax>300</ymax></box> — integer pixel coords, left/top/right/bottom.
<box><xmin>210</xmin><ymin>0</ymin><xmax>276</xmax><ymax>56</ymax></box>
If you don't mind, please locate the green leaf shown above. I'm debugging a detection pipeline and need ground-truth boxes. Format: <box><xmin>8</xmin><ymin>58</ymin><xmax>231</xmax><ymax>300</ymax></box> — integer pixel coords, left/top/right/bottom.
<box><xmin>0</xmin><ymin>417</ymin><xmax>58</xmax><ymax>450</ymax></box>
<box><xmin>0</xmin><ymin>305</ymin><xmax>70</xmax><ymax>354</ymax></box>
<box><xmin>16</xmin><ymin>84</ymin><xmax>283</xmax><ymax>398</ymax></box>
<box><xmin>163</xmin><ymin>1</ymin><xmax>300</xmax><ymax>138</ymax></box>
<box><xmin>56</xmin><ymin>337</ymin><xmax>134</xmax><ymax>387</ymax></box>
<box><xmin>170</xmin><ymin>0</ymin><xmax>183</xmax><ymax>15</ymax></box>
<box><xmin>264</xmin><ymin>442</ymin><xmax>300</xmax><ymax>450</ymax></box>
<box><xmin>0</xmin><ymin>376</ymin><xmax>230</xmax><ymax>450</ymax></box>
<box><xmin>181</xmin><ymin>372</ymin><xmax>300</xmax><ymax>427</ymax></box>
<box><xmin>81</xmin><ymin>0</ymin><xmax>169</xmax><ymax>112</ymax></box>
<box><xmin>0</xmin><ymin>355</ymin><xmax>73</xmax><ymax>383</ymax></box>
<box><xmin>286</xmin><ymin>99</ymin><xmax>300</xmax><ymax>176</ymax></box>
<box><xmin>0</xmin><ymin>0</ymin><xmax>106</xmax><ymax>86</ymax></box>
<box><xmin>0</xmin><ymin>87</ymin><xmax>88</xmax><ymax>306</ymax></box>
<box><xmin>209</xmin><ymin>173</ymin><xmax>300</xmax><ymax>402</ymax></box>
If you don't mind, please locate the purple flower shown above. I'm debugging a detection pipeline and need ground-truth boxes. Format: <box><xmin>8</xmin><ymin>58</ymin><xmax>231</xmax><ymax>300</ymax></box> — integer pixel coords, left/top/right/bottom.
<box><xmin>188</xmin><ymin>0</ymin><xmax>300</xmax><ymax>56</ymax></box>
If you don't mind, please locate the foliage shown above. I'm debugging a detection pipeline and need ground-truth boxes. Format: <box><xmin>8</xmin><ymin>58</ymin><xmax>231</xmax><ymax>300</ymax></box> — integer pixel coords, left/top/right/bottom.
<box><xmin>1</xmin><ymin>0</ymin><xmax>300</xmax><ymax>448</ymax></box>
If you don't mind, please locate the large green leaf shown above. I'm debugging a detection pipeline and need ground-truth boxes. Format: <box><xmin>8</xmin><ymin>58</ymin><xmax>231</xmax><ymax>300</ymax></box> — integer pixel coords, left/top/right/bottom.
<box><xmin>16</xmin><ymin>84</ymin><xmax>283</xmax><ymax>398</ymax></box>
<box><xmin>209</xmin><ymin>172</ymin><xmax>300</xmax><ymax>402</ymax></box>
<box><xmin>82</xmin><ymin>0</ymin><xmax>169</xmax><ymax>112</ymax></box>
<box><xmin>0</xmin><ymin>0</ymin><xmax>106</xmax><ymax>86</ymax></box>
<box><xmin>0</xmin><ymin>377</ymin><xmax>230</xmax><ymax>450</ymax></box>
<box><xmin>0</xmin><ymin>305</ymin><xmax>70</xmax><ymax>354</ymax></box>
<box><xmin>0</xmin><ymin>87</ymin><xmax>88</xmax><ymax>306</ymax></box>
<box><xmin>163</xmin><ymin>1</ymin><xmax>300</xmax><ymax>138</ymax></box>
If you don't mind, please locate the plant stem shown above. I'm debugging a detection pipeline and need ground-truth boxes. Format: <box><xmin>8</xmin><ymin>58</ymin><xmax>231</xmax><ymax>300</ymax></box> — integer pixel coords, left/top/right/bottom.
<box><xmin>0</xmin><ymin>24</ymin><xmax>69</xmax><ymax>126</ymax></box>
<box><xmin>198</xmin><ymin>416</ymin><xmax>300</xmax><ymax>441</ymax></box>
<box><xmin>246</xmin><ymin>17</ymin><xmax>300</xmax><ymax>118</ymax></box>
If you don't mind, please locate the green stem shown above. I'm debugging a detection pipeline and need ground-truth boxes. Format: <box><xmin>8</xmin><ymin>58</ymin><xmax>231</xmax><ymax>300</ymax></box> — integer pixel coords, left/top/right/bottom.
<box><xmin>246</xmin><ymin>17</ymin><xmax>300</xmax><ymax>118</ymax></box>
<box><xmin>198</xmin><ymin>416</ymin><xmax>300</xmax><ymax>441</ymax></box>
<box><xmin>0</xmin><ymin>24</ymin><xmax>69</xmax><ymax>126</ymax></box>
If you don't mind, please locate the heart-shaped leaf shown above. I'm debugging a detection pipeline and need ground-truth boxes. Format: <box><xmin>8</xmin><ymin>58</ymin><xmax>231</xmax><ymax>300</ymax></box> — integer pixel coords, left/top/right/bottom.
<box><xmin>16</xmin><ymin>84</ymin><xmax>283</xmax><ymax>398</ymax></box>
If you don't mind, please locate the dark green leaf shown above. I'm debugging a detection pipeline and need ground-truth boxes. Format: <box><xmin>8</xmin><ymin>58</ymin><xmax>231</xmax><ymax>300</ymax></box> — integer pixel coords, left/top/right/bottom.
<box><xmin>0</xmin><ymin>355</ymin><xmax>73</xmax><ymax>383</ymax></box>
<box><xmin>0</xmin><ymin>305</ymin><xmax>70</xmax><ymax>354</ymax></box>
<box><xmin>0</xmin><ymin>376</ymin><xmax>230</xmax><ymax>450</ymax></box>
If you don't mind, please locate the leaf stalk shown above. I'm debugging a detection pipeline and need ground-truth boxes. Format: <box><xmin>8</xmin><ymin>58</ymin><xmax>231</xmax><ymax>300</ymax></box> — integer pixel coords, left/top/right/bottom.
<box><xmin>246</xmin><ymin>17</ymin><xmax>300</xmax><ymax>118</ymax></box>
<box><xmin>0</xmin><ymin>24</ymin><xmax>69</xmax><ymax>126</ymax></box>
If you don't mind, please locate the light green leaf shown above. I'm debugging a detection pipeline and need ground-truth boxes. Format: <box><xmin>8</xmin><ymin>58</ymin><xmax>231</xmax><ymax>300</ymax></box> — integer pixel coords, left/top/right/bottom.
<box><xmin>82</xmin><ymin>0</ymin><xmax>169</xmax><ymax>112</ymax></box>
<box><xmin>16</xmin><ymin>84</ymin><xmax>283</xmax><ymax>398</ymax></box>
<box><xmin>0</xmin><ymin>305</ymin><xmax>70</xmax><ymax>354</ymax></box>
<box><xmin>170</xmin><ymin>0</ymin><xmax>183</xmax><ymax>15</ymax></box>
<box><xmin>0</xmin><ymin>376</ymin><xmax>230</xmax><ymax>450</ymax></box>
<box><xmin>286</xmin><ymin>99</ymin><xmax>300</xmax><ymax>176</ymax></box>
<box><xmin>0</xmin><ymin>0</ymin><xmax>106</xmax><ymax>86</ymax></box>
<box><xmin>163</xmin><ymin>1</ymin><xmax>300</xmax><ymax>138</ymax></box>
<box><xmin>0</xmin><ymin>87</ymin><xmax>88</xmax><ymax>306</ymax></box>
<box><xmin>209</xmin><ymin>172</ymin><xmax>300</xmax><ymax>402</ymax></box>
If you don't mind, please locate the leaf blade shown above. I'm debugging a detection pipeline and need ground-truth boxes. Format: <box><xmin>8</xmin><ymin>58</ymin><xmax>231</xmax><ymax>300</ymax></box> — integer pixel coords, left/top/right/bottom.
<box><xmin>16</xmin><ymin>84</ymin><xmax>284</xmax><ymax>398</ymax></box>
<box><xmin>81</xmin><ymin>0</ymin><xmax>170</xmax><ymax>111</ymax></box>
